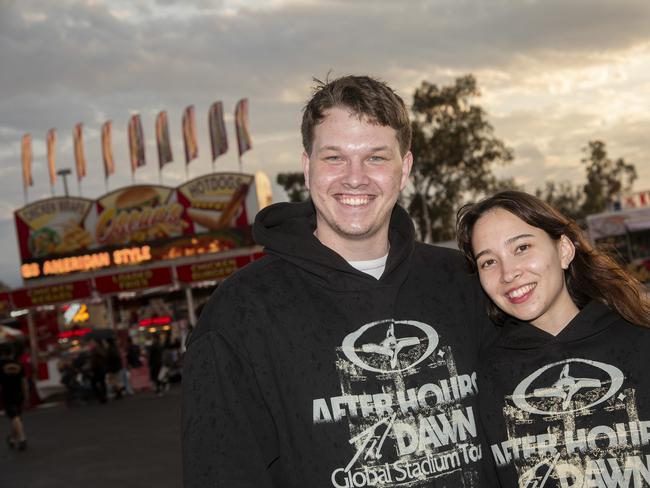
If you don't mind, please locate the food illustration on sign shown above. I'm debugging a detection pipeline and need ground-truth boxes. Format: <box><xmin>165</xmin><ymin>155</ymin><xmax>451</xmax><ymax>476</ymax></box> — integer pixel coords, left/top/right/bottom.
<box><xmin>95</xmin><ymin>186</ymin><xmax>186</xmax><ymax>246</ymax></box>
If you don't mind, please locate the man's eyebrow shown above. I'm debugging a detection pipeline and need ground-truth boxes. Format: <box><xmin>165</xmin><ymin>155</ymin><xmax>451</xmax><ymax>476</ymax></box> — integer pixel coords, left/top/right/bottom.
<box><xmin>473</xmin><ymin>234</ymin><xmax>535</xmax><ymax>261</ymax></box>
<box><xmin>316</xmin><ymin>145</ymin><xmax>394</xmax><ymax>153</ymax></box>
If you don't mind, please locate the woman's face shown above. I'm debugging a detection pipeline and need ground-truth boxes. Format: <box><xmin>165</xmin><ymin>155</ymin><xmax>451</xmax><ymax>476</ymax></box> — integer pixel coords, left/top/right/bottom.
<box><xmin>471</xmin><ymin>207</ymin><xmax>578</xmax><ymax>334</ymax></box>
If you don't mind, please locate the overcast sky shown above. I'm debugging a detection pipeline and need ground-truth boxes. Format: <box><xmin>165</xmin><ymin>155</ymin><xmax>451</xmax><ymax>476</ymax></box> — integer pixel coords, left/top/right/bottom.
<box><xmin>2</xmin><ymin>0</ymin><xmax>650</xmax><ymax>288</ymax></box>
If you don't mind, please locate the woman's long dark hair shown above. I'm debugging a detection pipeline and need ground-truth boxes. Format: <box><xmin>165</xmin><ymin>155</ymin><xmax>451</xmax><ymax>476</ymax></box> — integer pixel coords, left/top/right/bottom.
<box><xmin>456</xmin><ymin>190</ymin><xmax>650</xmax><ymax>326</ymax></box>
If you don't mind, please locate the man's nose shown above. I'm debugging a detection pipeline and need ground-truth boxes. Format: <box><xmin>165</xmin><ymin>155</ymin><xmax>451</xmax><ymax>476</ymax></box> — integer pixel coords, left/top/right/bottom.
<box><xmin>342</xmin><ymin>160</ymin><xmax>370</xmax><ymax>187</ymax></box>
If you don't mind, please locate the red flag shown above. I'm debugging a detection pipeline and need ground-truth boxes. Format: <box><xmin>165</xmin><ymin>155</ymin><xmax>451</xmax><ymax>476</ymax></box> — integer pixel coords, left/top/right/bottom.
<box><xmin>156</xmin><ymin>111</ymin><xmax>173</xmax><ymax>168</ymax></box>
<box><xmin>208</xmin><ymin>101</ymin><xmax>228</xmax><ymax>161</ymax></box>
<box><xmin>234</xmin><ymin>98</ymin><xmax>252</xmax><ymax>157</ymax></box>
<box><xmin>46</xmin><ymin>129</ymin><xmax>57</xmax><ymax>186</ymax></box>
<box><xmin>128</xmin><ymin>114</ymin><xmax>146</xmax><ymax>173</ymax></box>
<box><xmin>21</xmin><ymin>133</ymin><xmax>33</xmax><ymax>189</ymax></box>
<box><xmin>73</xmin><ymin>123</ymin><xmax>87</xmax><ymax>182</ymax></box>
<box><xmin>182</xmin><ymin>105</ymin><xmax>198</xmax><ymax>165</ymax></box>
<box><xmin>101</xmin><ymin>121</ymin><xmax>115</xmax><ymax>179</ymax></box>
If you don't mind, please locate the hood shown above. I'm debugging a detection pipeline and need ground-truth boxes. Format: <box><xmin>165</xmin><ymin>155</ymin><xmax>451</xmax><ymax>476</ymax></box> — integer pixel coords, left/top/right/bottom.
<box><xmin>252</xmin><ymin>200</ymin><xmax>415</xmax><ymax>291</ymax></box>
<box><xmin>495</xmin><ymin>301</ymin><xmax>619</xmax><ymax>350</ymax></box>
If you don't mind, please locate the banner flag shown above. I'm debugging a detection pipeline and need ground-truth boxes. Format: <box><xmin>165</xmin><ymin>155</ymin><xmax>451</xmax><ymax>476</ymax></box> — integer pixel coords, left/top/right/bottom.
<box><xmin>73</xmin><ymin>123</ymin><xmax>87</xmax><ymax>182</ymax></box>
<box><xmin>101</xmin><ymin>121</ymin><xmax>115</xmax><ymax>179</ymax></box>
<box><xmin>234</xmin><ymin>98</ymin><xmax>252</xmax><ymax>157</ymax></box>
<box><xmin>208</xmin><ymin>101</ymin><xmax>228</xmax><ymax>161</ymax></box>
<box><xmin>156</xmin><ymin>111</ymin><xmax>173</xmax><ymax>168</ymax></box>
<box><xmin>182</xmin><ymin>105</ymin><xmax>198</xmax><ymax>165</ymax></box>
<box><xmin>22</xmin><ymin>133</ymin><xmax>33</xmax><ymax>189</ymax></box>
<box><xmin>46</xmin><ymin>129</ymin><xmax>57</xmax><ymax>186</ymax></box>
<box><xmin>128</xmin><ymin>114</ymin><xmax>146</xmax><ymax>173</ymax></box>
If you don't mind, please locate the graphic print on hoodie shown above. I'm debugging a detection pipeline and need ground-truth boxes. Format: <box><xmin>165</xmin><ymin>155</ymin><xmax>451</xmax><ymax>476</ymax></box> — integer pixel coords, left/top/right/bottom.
<box><xmin>479</xmin><ymin>301</ymin><xmax>650</xmax><ymax>488</ymax></box>
<box><xmin>182</xmin><ymin>201</ymin><xmax>497</xmax><ymax>488</ymax></box>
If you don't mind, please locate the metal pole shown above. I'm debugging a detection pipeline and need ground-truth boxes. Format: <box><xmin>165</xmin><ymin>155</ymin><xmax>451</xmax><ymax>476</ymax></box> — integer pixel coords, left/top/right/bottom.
<box><xmin>26</xmin><ymin>312</ymin><xmax>39</xmax><ymax>379</ymax></box>
<box><xmin>57</xmin><ymin>168</ymin><xmax>71</xmax><ymax>197</ymax></box>
<box><xmin>106</xmin><ymin>296</ymin><xmax>115</xmax><ymax>329</ymax></box>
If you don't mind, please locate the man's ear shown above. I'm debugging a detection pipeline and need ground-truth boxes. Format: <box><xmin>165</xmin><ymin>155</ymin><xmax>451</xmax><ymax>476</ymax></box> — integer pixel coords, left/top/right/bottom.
<box><xmin>559</xmin><ymin>235</ymin><xmax>576</xmax><ymax>270</ymax></box>
<box><xmin>301</xmin><ymin>151</ymin><xmax>310</xmax><ymax>190</ymax></box>
<box><xmin>400</xmin><ymin>151</ymin><xmax>413</xmax><ymax>190</ymax></box>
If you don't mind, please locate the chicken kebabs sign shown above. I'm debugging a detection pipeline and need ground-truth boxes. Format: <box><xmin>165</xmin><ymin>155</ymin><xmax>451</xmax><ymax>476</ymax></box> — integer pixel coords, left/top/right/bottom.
<box><xmin>15</xmin><ymin>172</ymin><xmax>261</xmax><ymax>280</ymax></box>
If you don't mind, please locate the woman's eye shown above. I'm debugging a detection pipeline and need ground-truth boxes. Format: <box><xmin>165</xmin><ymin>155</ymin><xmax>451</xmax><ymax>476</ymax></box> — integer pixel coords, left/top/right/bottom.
<box><xmin>479</xmin><ymin>258</ymin><xmax>495</xmax><ymax>269</ymax></box>
<box><xmin>515</xmin><ymin>244</ymin><xmax>530</xmax><ymax>253</ymax></box>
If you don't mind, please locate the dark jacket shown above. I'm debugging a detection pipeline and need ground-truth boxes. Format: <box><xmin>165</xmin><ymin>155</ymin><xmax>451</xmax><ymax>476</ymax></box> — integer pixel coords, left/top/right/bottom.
<box><xmin>478</xmin><ymin>301</ymin><xmax>650</xmax><ymax>487</ymax></box>
<box><xmin>182</xmin><ymin>201</ymin><xmax>495</xmax><ymax>488</ymax></box>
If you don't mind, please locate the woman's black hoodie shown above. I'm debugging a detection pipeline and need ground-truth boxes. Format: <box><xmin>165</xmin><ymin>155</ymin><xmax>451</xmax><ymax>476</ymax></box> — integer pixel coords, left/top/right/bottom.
<box><xmin>479</xmin><ymin>301</ymin><xmax>650</xmax><ymax>487</ymax></box>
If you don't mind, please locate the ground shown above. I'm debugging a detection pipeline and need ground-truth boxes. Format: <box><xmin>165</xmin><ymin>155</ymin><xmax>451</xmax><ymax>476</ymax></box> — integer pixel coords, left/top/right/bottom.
<box><xmin>0</xmin><ymin>385</ymin><xmax>181</xmax><ymax>488</ymax></box>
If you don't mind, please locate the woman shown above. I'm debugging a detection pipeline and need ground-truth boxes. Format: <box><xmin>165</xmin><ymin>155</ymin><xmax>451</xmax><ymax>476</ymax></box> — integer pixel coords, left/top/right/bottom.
<box><xmin>456</xmin><ymin>190</ymin><xmax>650</xmax><ymax>488</ymax></box>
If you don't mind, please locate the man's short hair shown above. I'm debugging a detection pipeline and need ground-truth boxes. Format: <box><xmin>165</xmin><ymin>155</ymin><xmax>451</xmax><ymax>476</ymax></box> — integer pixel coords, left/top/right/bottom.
<box><xmin>301</xmin><ymin>75</ymin><xmax>412</xmax><ymax>157</ymax></box>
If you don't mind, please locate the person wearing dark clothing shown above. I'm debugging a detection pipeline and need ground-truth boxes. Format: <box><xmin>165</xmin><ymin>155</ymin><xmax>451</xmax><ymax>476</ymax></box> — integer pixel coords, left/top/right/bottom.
<box><xmin>182</xmin><ymin>76</ymin><xmax>496</xmax><ymax>487</ymax></box>
<box><xmin>0</xmin><ymin>343</ymin><xmax>28</xmax><ymax>450</ymax></box>
<box><xmin>105</xmin><ymin>339</ymin><xmax>125</xmax><ymax>399</ymax></box>
<box><xmin>89</xmin><ymin>340</ymin><xmax>108</xmax><ymax>404</ymax></box>
<box><xmin>456</xmin><ymin>190</ymin><xmax>650</xmax><ymax>487</ymax></box>
<box><xmin>148</xmin><ymin>335</ymin><xmax>163</xmax><ymax>394</ymax></box>
<box><xmin>126</xmin><ymin>337</ymin><xmax>142</xmax><ymax>369</ymax></box>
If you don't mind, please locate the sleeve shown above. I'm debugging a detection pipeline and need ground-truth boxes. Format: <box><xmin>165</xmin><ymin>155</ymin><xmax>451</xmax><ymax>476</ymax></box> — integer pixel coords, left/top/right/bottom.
<box><xmin>182</xmin><ymin>328</ymin><xmax>279</xmax><ymax>488</ymax></box>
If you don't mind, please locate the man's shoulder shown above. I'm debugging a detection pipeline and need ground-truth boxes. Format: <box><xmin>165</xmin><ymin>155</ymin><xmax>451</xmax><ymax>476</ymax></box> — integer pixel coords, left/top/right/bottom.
<box><xmin>188</xmin><ymin>254</ymin><xmax>288</xmax><ymax>344</ymax></box>
<box><xmin>217</xmin><ymin>253</ymin><xmax>286</xmax><ymax>292</ymax></box>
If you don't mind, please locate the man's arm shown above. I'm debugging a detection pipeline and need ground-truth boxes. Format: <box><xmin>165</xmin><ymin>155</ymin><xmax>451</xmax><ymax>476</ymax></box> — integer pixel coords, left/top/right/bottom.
<box><xmin>182</xmin><ymin>329</ymin><xmax>278</xmax><ymax>488</ymax></box>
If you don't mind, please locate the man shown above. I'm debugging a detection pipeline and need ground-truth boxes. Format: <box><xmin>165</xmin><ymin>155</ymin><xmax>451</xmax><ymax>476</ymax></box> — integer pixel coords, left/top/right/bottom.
<box><xmin>0</xmin><ymin>343</ymin><xmax>28</xmax><ymax>451</ymax></box>
<box><xmin>183</xmin><ymin>75</ymin><xmax>494</xmax><ymax>487</ymax></box>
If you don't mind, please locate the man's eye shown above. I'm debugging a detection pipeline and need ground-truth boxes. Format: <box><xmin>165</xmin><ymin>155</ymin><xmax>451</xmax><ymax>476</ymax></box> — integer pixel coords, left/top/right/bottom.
<box><xmin>324</xmin><ymin>155</ymin><xmax>342</xmax><ymax>162</ymax></box>
<box><xmin>369</xmin><ymin>156</ymin><xmax>386</xmax><ymax>162</ymax></box>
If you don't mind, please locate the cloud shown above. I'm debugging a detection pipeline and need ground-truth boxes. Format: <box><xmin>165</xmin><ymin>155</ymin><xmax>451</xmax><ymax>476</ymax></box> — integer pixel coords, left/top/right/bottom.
<box><xmin>1</xmin><ymin>0</ymin><xmax>650</xmax><ymax>286</ymax></box>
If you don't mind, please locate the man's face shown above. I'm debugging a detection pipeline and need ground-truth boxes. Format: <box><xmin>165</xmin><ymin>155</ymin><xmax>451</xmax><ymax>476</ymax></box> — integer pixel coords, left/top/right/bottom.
<box><xmin>302</xmin><ymin>107</ymin><xmax>412</xmax><ymax>257</ymax></box>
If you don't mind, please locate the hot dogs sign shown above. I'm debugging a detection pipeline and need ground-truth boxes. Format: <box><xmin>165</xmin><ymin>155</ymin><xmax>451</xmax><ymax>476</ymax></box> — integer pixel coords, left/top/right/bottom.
<box><xmin>15</xmin><ymin>172</ymin><xmax>261</xmax><ymax>278</ymax></box>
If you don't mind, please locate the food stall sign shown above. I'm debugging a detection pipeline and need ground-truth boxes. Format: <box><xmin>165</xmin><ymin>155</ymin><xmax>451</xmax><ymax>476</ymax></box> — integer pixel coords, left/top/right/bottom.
<box><xmin>94</xmin><ymin>266</ymin><xmax>173</xmax><ymax>294</ymax></box>
<box><xmin>11</xmin><ymin>280</ymin><xmax>93</xmax><ymax>308</ymax></box>
<box><xmin>176</xmin><ymin>255</ymin><xmax>252</xmax><ymax>284</ymax></box>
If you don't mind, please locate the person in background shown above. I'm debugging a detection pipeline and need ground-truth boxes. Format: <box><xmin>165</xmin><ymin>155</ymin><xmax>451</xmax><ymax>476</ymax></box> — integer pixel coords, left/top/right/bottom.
<box><xmin>456</xmin><ymin>190</ymin><xmax>650</xmax><ymax>487</ymax></box>
<box><xmin>89</xmin><ymin>339</ymin><xmax>108</xmax><ymax>404</ymax></box>
<box><xmin>147</xmin><ymin>334</ymin><xmax>163</xmax><ymax>395</ymax></box>
<box><xmin>105</xmin><ymin>338</ymin><xmax>125</xmax><ymax>399</ymax></box>
<box><xmin>0</xmin><ymin>343</ymin><xmax>28</xmax><ymax>451</ymax></box>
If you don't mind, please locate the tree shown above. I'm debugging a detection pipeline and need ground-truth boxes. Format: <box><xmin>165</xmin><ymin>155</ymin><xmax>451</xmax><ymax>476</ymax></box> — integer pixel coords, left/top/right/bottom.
<box><xmin>408</xmin><ymin>75</ymin><xmax>514</xmax><ymax>242</ymax></box>
<box><xmin>276</xmin><ymin>172</ymin><xmax>309</xmax><ymax>203</ymax></box>
<box><xmin>533</xmin><ymin>140</ymin><xmax>637</xmax><ymax>222</ymax></box>
<box><xmin>535</xmin><ymin>180</ymin><xmax>585</xmax><ymax>222</ymax></box>
<box><xmin>581</xmin><ymin>140</ymin><xmax>637</xmax><ymax>215</ymax></box>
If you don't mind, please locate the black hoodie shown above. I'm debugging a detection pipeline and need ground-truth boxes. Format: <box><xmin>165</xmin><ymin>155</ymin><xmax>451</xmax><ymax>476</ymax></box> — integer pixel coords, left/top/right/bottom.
<box><xmin>479</xmin><ymin>301</ymin><xmax>650</xmax><ymax>487</ymax></box>
<box><xmin>182</xmin><ymin>201</ymin><xmax>496</xmax><ymax>488</ymax></box>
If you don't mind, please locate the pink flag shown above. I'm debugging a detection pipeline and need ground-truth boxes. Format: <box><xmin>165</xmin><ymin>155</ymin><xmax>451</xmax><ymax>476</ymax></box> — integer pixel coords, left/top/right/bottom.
<box><xmin>128</xmin><ymin>114</ymin><xmax>146</xmax><ymax>173</ymax></box>
<box><xmin>156</xmin><ymin>111</ymin><xmax>173</xmax><ymax>168</ymax></box>
<box><xmin>21</xmin><ymin>133</ymin><xmax>33</xmax><ymax>189</ymax></box>
<box><xmin>208</xmin><ymin>101</ymin><xmax>228</xmax><ymax>161</ymax></box>
<box><xmin>234</xmin><ymin>98</ymin><xmax>252</xmax><ymax>157</ymax></box>
<box><xmin>101</xmin><ymin>121</ymin><xmax>115</xmax><ymax>179</ymax></box>
<box><xmin>182</xmin><ymin>105</ymin><xmax>198</xmax><ymax>165</ymax></box>
<box><xmin>46</xmin><ymin>129</ymin><xmax>57</xmax><ymax>186</ymax></box>
<box><xmin>73</xmin><ymin>123</ymin><xmax>87</xmax><ymax>182</ymax></box>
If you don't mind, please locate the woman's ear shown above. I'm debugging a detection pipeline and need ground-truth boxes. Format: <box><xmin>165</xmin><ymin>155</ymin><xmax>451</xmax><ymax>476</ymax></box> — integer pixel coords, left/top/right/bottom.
<box><xmin>559</xmin><ymin>235</ymin><xmax>576</xmax><ymax>270</ymax></box>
